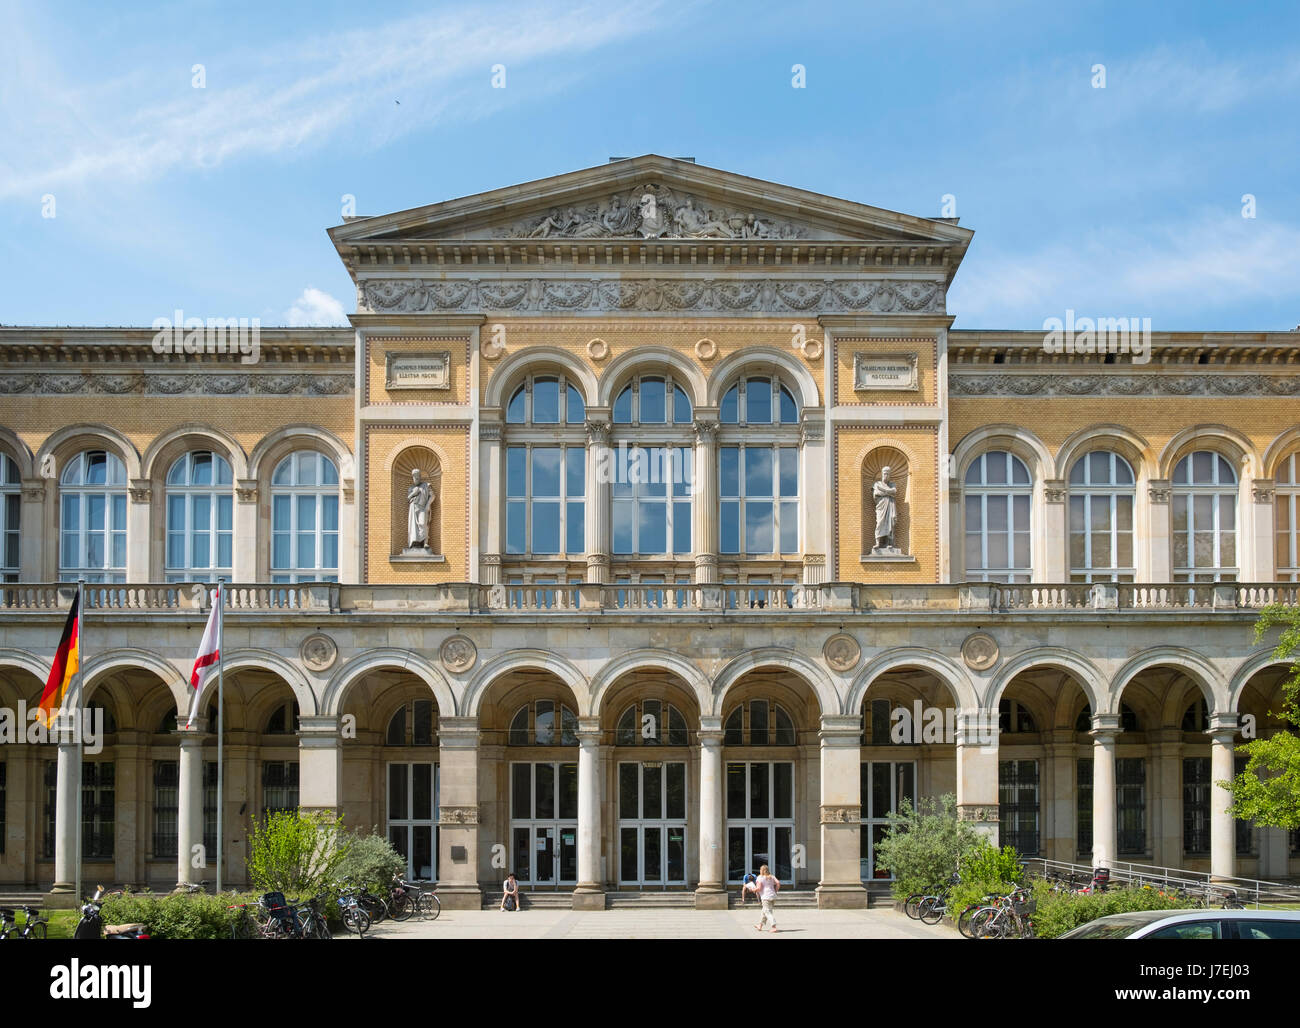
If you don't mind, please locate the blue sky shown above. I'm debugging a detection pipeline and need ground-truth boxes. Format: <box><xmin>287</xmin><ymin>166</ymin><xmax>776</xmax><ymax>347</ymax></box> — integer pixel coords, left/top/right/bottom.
<box><xmin>2</xmin><ymin>0</ymin><xmax>1297</xmax><ymax>330</ymax></box>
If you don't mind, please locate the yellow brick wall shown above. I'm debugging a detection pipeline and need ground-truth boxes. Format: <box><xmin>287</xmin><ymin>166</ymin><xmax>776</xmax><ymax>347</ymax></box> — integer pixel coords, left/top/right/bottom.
<box><xmin>478</xmin><ymin>318</ymin><xmax>826</xmax><ymax>403</ymax></box>
<box><xmin>833</xmin><ymin>336</ymin><xmax>938</xmax><ymax>408</ymax></box>
<box><xmin>365</xmin><ymin>335</ymin><xmax>471</xmax><ymax>406</ymax></box>
<box><xmin>836</xmin><ymin>424</ymin><xmax>939</xmax><ymax>581</ymax></box>
<box><xmin>0</xmin><ymin>395</ymin><xmax>354</xmax><ymax>467</ymax></box>
<box><xmin>949</xmin><ymin>397</ymin><xmax>1300</xmax><ymax>474</ymax></box>
<box><xmin>364</xmin><ymin>425</ymin><xmax>470</xmax><ymax>582</ymax></box>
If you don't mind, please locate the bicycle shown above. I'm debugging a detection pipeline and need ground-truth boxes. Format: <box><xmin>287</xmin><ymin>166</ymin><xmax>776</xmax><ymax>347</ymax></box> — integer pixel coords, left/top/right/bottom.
<box><xmin>18</xmin><ymin>907</ymin><xmax>47</xmax><ymax>940</ymax></box>
<box><xmin>0</xmin><ymin>908</ymin><xmax>18</xmax><ymax>940</ymax></box>
<box><xmin>334</xmin><ymin>882</ymin><xmax>371</xmax><ymax>936</ymax></box>
<box><xmin>393</xmin><ymin>878</ymin><xmax>440</xmax><ymax>921</ymax></box>
<box><xmin>971</xmin><ymin>887</ymin><xmax>1035</xmax><ymax>939</ymax></box>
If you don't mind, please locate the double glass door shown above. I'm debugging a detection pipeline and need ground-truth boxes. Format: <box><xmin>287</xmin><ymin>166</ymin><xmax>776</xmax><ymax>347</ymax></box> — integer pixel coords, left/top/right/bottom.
<box><xmin>510</xmin><ymin>762</ymin><xmax>578</xmax><ymax>886</ymax></box>
<box><xmin>860</xmin><ymin>761</ymin><xmax>915</xmax><ymax>880</ymax></box>
<box><xmin>618</xmin><ymin>761</ymin><xmax>687</xmax><ymax>886</ymax></box>
<box><xmin>388</xmin><ymin>762</ymin><xmax>439</xmax><ymax>881</ymax></box>
<box><xmin>726</xmin><ymin>761</ymin><xmax>795</xmax><ymax>882</ymax></box>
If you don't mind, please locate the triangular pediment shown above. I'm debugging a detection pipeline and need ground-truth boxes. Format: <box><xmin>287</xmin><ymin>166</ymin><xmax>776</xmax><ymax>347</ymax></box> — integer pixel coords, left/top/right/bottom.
<box><xmin>329</xmin><ymin>155</ymin><xmax>972</xmax><ymax>248</ymax></box>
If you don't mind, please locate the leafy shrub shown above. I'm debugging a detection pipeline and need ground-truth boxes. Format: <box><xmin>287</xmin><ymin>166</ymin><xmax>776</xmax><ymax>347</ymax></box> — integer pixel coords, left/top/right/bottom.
<box><xmin>336</xmin><ymin>828</ymin><xmax>405</xmax><ymax>894</ymax></box>
<box><xmin>246</xmin><ymin>809</ymin><xmax>350</xmax><ymax>896</ymax></box>
<box><xmin>874</xmin><ymin>793</ymin><xmax>987</xmax><ymax>898</ymax></box>
<box><xmin>99</xmin><ymin>891</ymin><xmax>265</xmax><ymax>939</ymax></box>
<box><xmin>946</xmin><ymin>843</ymin><xmax>1025</xmax><ymax>915</ymax></box>
<box><xmin>1030</xmin><ymin>882</ymin><xmax>1201</xmax><ymax>938</ymax></box>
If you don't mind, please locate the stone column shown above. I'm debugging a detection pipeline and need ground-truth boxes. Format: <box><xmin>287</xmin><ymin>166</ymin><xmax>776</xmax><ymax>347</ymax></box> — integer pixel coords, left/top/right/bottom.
<box><xmin>692</xmin><ymin>410</ymin><xmax>719</xmax><ymax>584</ymax></box>
<box><xmin>1146</xmin><ymin>481</ymin><xmax>1172</xmax><ymax>581</ymax></box>
<box><xmin>46</xmin><ymin>713</ymin><xmax>82</xmax><ymax>907</ymax></box>
<box><xmin>127</xmin><ymin>479</ymin><xmax>152</xmax><ymax>581</ymax></box>
<box><xmin>1208</xmin><ymin>714</ymin><xmax>1238</xmax><ymax>881</ymax></box>
<box><xmin>1044</xmin><ymin>729</ymin><xmax>1075</xmax><ymax>861</ymax></box>
<box><xmin>1043</xmin><ymin>481</ymin><xmax>1068</xmax><ymax>580</ymax></box>
<box><xmin>1152</xmin><ymin>728</ymin><xmax>1182</xmax><ymax>868</ymax></box>
<box><xmin>297</xmin><ymin>716</ymin><xmax>342</xmax><ymax>814</ymax></box>
<box><xmin>955</xmin><ymin>708</ymin><xmax>1000</xmax><ymax>845</ymax></box>
<box><xmin>816</xmin><ymin>714</ymin><xmax>867</xmax><ymax>908</ymax></box>
<box><xmin>695</xmin><ymin>719</ymin><xmax>726</xmax><ymax>909</ymax></box>
<box><xmin>19</xmin><ymin>478</ymin><xmax>47</xmax><ymax>581</ymax></box>
<box><xmin>1090</xmin><ymin>714</ymin><xmax>1120</xmax><ymax>870</ymax></box>
<box><xmin>574</xmin><ymin>718</ymin><xmax>605</xmax><ymax>909</ymax></box>
<box><xmin>177</xmin><ymin>727</ymin><xmax>206</xmax><ymax>886</ymax></box>
<box><xmin>584</xmin><ymin>414</ymin><xmax>611</xmax><ymax>584</ymax></box>
<box><xmin>437</xmin><ymin>717</ymin><xmax>482</xmax><ymax>909</ymax></box>
<box><xmin>1249</xmin><ymin>480</ymin><xmax>1276</xmax><ymax>581</ymax></box>
<box><xmin>233</xmin><ymin>481</ymin><xmax>259</xmax><ymax>581</ymax></box>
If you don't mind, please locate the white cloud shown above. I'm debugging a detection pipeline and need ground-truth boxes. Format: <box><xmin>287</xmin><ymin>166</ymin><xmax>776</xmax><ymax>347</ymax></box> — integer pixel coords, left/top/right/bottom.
<box><xmin>0</xmin><ymin>1</ymin><xmax>667</xmax><ymax>200</ymax></box>
<box><xmin>284</xmin><ymin>287</ymin><xmax>349</xmax><ymax>327</ymax></box>
<box><xmin>949</xmin><ymin>211</ymin><xmax>1300</xmax><ymax>326</ymax></box>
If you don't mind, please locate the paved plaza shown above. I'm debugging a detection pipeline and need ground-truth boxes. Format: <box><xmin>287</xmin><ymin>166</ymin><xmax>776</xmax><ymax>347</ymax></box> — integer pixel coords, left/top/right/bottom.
<box><xmin>348</xmin><ymin>907</ymin><xmax>955</xmax><ymax>940</ymax></box>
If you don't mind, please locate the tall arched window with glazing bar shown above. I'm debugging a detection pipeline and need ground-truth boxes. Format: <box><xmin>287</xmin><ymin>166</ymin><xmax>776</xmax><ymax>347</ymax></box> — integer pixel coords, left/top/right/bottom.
<box><xmin>963</xmin><ymin>451</ymin><xmax>1032</xmax><ymax>583</ymax></box>
<box><xmin>1067</xmin><ymin>451</ymin><xmax>1135</xmax><ymax>582</ymax></box>
<box><xmin>1171</xmin><ymin>450</ymin><xmax>1237</xmax><ymax>582</ymax></box>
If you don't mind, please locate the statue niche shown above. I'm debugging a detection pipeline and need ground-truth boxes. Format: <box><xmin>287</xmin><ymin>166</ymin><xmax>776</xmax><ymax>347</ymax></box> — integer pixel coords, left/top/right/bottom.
<box><xmin>393</xmin><ymin>446</ymin><xmax>441</xmax><ymax>556</ymax></box>
<box><xmin>862</xmin><ymin>447</ymin><xmax>908</xmax><ymax>557</ymax></box>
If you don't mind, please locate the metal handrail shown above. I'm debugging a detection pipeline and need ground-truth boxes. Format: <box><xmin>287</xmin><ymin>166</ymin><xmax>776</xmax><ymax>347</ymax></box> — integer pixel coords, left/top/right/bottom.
<box><xmin>1023</xmin><ymin>856</ymin><xmax>1300</xmax><ymax>907</ymax></box>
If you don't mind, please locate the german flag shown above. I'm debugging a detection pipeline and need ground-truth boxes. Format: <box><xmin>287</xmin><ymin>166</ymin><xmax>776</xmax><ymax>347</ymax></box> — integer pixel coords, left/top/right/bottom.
<box><xmin>37</xmin><ymin>591</ymin><xmax>80</xmax><ymax>728</ymax></box>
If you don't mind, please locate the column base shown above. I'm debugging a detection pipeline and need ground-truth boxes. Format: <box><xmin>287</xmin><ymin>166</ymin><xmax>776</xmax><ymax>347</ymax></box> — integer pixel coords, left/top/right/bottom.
<box><xmin>572</xmin><ymin>884</ymin><xmax>606</xmax><ymax>911</ymax></box>
<box><xmin>694</xmin><ymin>884</ymin><xmax>728</xmax><ymax>910</ymax></box>
<box><xmin>816</xmin><ymin>883</ymin><xmax>868</xmax><ymax>909</ymax></box>
<box><xmin>45</xmin><ymin>884</ymin><xmax>79</xmax><ymax>910</ymax></box>
<box><xmin>435</xmin><ymin>885</ymin><xmax>482</xmax><ymax>910</ymax></box>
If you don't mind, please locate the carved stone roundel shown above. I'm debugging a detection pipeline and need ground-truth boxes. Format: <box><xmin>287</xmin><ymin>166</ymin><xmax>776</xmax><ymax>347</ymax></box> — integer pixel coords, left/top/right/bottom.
<box><xmin>823</xmin><ymin>633</ymin><xmax>861</xmax><ymax>672</ymax></box>
<box><xmin>300</xmin><ymin>633</ymin><xmax>338</xmax><ymax>672</ymax></box>
<box><xmin>961</xmin><ymin>632</ymin><xmax>999</xmax><ymax>671</ymax></box>
<box><xmin>586</xmin><ymin>337</ymin><xmax>610</xmax><ymax>361</ymax></box>
<box><xmin>440</xmin><ymin>634</ymin><xmax>478</xmax><ymax>673</ymax></box>
<box><xmin>695</xmin><ymin>338</ymin><xmax>717</xmax><ymax>361</ymax></box>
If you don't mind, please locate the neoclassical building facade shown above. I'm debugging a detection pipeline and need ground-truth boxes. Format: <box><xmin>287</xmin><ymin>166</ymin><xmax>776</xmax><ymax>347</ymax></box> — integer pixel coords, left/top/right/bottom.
<box><xmin>1</xmin><ymin>156</ymin><xmax>1298</xmax><ymax>908</ymax></box>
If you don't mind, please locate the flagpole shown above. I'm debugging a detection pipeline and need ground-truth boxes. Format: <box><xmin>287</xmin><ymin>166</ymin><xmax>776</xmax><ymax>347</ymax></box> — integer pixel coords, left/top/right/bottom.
<box><xmin>216</xmin><ymin>578</ymin><xmax>224</xmax><ymax>894</ymax></box>
<box><xmin>75</xmin><ymin>577</ymin><xmax>84</xmax><ymax>910</ymax></box>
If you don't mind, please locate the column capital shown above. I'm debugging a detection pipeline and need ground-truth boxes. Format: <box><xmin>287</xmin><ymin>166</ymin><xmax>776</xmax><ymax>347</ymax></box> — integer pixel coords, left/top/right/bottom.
<box><xmin>1089</xmin><ymin>712</ymin><xmax>1122</xmax><ymax>740</ymax></box>
<box><xmin>297</xmin><ymin>714</ymin><xmax>341</xmax><ymax>737</ymax></box>
<box><xmin>955</xmin><ymin>708</ymin><xmax>999</xmax><ymax>747</ymax></box>
<box><xmin>818</xmin><ymin>714</ymin><xmax>863</xmax><ymax>744</ymax></box>
<box><xmin>576</xmin><ymin>716</ymin><xmax>602</xmax><ymax>746</ymax></box>
<box><xmin>1206</xmin><ymin>711</ymin><xmax>1239</xmax><ymax>741</ymax></box>
<box><xmin>176</xmin><ymin>728</ymin><xmax>211</xmax><ymax>747</ymax></box>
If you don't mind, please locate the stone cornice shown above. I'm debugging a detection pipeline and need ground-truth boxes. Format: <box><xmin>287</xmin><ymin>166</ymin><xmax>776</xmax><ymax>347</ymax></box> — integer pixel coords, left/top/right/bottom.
<box><xmin>0</xmin><ymin>327</ymin><xmax>353</xmax><ymax>364</ymax></box>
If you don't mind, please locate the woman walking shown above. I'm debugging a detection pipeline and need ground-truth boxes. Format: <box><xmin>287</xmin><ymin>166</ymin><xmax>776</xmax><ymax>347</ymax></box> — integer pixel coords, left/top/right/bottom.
<box><xmin>750</xmin><ymin>864</ymin><xmax>780</xmax><ymax>933</ymax></box>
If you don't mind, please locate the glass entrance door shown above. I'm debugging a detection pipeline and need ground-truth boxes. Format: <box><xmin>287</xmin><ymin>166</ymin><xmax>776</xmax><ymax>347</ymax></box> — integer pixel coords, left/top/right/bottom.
<box><xmin>726</xmin><ymin>761</ymin><xmax>795</xmax><ymax>882</ymax></box>
<box><xmin>617</xmin><ymin>761</ymin><xmax>687</xmax><ymax>886</ymax></box>
<box><xmin>860</xmin><ymin>761</ymin><xmax>915</xmax><ymax>880</ymax></box>
<box><xmin>388</xmin><ymin>762</ymin><xmax>439</xmax><ymax>881</ymax></box>
<box><xmin>510</xmin><ymin>762</ymin><xmax>578</xmax><ymax>887</ymax></box>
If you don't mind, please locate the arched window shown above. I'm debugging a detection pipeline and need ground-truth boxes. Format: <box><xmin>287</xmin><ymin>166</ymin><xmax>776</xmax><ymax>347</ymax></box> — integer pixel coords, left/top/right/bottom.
<box><xmin>998</xmin><ymin>698</ymin><xmax>1038</xmax><ymax>734</ymax></box>
<box><xmin>1075</xmin><ymin>703</ymin><xmax>1140</xmax><ymax>733</ymax></box>
<box><xmin>506</xmin><ymin>374</ymin><xmax>585</xmax><ymax>425</ymax></box>
<box><xmin>964</xmin><ymin>451</ymin><xmax>1032</xmax><ymax>582</ymax></box>
<box><xmin>1181</xmin><ymin>698</ymin><xmax>1209</xmax><ymax>732</ymax></box>
<box><xmin>722</xmin><ymin>700</ymin><xmax>796</xmax><ymax>746</ymax></box>
<box><xmin>613</xmin><ymin>375</ymin><xmax>692</xmax><ymax>425</ymax></box>
<box><xmin>719</xmin><ymin>377</ymin><xmax>798</xmax><ymax>426</ymax></box>
<box><xmin>265</xmin><ymin>700</ymin><xmax>300</xmax><ymax>735</ymax></box>
<box><xmin>0</xmin><ymin>452</ymin><xmax>19</xmax><ymax>582</ymax></box>
<box><xmin>508</xmin><ymin>700</ymin><xmax>578</xmax><ymax>746</ymax></box>
<box><xmin>385</xmin><ymin>700</ymin><xmax>437</xmax><ymax>745</ymax></box>
<box><xmin>1276</xmin><ymin>452</ymin><xmax>1300</xmax><ymax>582</ymax></box>
<box><xmin>506</xmin><ymin>445</ymin><xmax>585</xmax><ymax>556</ymax></box>
<box><xmin>165</xmin><ymin>451</ymin><xmax>233</xmax><ymax>582</ymax></box>
<box><xmin>59</xmin><ymin>450</ymin><xmax>127</xmax><ymax>582</ymax></box>
<box><xmin>1068</xmin><ymin>452</ymin><xmax>1135</xmax><ymax>582</ymax></box>
<box><xmin>615</xmin><ymin>700</ymin><xmax>688</xmax><ymax>746</ymax></box>
<box><xmin>1172</xmin><ymin>450</ymin><xmax>1238</xmax><ymax>582</ymax></box>
<box><xmin>270</xmin><ymin>452</ymin><xmax>339</xmax><ymax>582</ymax></box>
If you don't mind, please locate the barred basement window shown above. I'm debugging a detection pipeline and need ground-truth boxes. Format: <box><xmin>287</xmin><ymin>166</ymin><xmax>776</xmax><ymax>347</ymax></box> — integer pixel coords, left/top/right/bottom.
<box><xmin>203</xmin><ymin>761</ymin><xmax>218</xmax><ymax>857</ymax></box>
<box><xmin>43</xmin><ymin>761</ymin><xmax>56</xmax><ymax>860</ymax></box>
<box><xmin>1183</xmin><ymin>757</ymin><xmax>1210</xmax><ymax>855</ymax></box>
<box><xmin>262</xmin><ymin>761</ymin><xmax>299</xmax><ymax>816</ymax></box>
<box><xmin>153</xmin><ymin>761</ymin><xmax>180</xmax><ymax>859</ymax></box>
<box><xmin>1077</xmin><ymin>758</ymin><xmax>1092</xmax><ymax>856</ymax></box>
<box><xmin>998</xmin><ymin>759</ymin><xmax>1040</xmax><ymax>855</ymax></box>
<box><xmin>0</xmin><ymin>762</ymin><xmax>5</xmax><ymax>853</ymax></box>
<box><xmin>82</xmin><ymin>762</ymin><xmax>115</xmax><ymax>860</ymax></box>
<box><xmin>1235</xmin><ymin>755</ymin><xmax>1255</xmax><ymax>857</ymax></box>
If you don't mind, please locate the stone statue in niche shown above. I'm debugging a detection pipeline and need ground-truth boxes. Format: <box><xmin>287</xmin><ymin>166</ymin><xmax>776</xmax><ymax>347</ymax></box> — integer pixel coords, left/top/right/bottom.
<box><xmin>871</xmin><ymin>466</ymin><xmax>901</xmax><ymax>555</ymax></box>
<box><xmin>406</xmin><ymin>469</ymin><xmax>435</xmax><ymax>551</ymax></box>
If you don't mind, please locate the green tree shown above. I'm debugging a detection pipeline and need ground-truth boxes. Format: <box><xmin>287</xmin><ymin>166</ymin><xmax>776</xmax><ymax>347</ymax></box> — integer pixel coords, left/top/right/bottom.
<box><xmin>1220</xmin><ymin>603</ymin><xmax>1300</xmax><ymax>829</ymax></box>
<box><xmin>246</xmin><ymin>810</ymin><xmax>351</xmax><ymax>896</ymax></box>
<box><xmin>874</xmin><ymin>793</ymin><xmax>987</xmax><ymax>898</ymax></box>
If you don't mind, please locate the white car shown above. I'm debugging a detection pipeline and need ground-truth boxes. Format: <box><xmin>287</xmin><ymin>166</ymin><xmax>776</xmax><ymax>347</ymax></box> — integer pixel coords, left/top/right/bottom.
<box><xmin>1059</xmin><ymin>909</ymin><xmax>1300</xmax><ymax>939</ymax></box>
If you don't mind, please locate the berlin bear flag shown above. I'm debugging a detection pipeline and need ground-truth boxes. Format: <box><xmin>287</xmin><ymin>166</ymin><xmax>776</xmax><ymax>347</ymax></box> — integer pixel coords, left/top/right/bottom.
<box><xmin>186</xmin><ymin>586</ymin><xmax>221</xmax><ymax>728</ymax></box>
